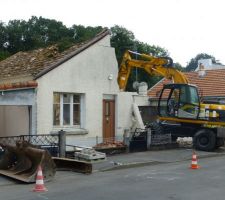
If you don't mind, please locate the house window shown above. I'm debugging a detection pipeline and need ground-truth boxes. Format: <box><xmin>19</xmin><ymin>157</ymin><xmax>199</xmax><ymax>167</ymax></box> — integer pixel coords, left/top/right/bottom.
<box><xmin>53</xmin><ymin>93</ymin><xmax>81</xmax><ymax>127</ymax></box>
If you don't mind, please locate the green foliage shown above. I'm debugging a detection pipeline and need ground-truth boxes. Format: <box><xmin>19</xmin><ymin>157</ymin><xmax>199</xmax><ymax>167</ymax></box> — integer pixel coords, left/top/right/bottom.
<box><xmin>0</xmin><ymin>16</ymin><xmax>74</xmax><ymax>55</ymax></box>
<box><xmin>185</xmin><ymin>53</ymin><xmax>216</xmax><ymax>72</ymax></box>
<box><xmin>0</xmin><ymin>50</ymin><xmax>10</xmax><ymax>61</ymax></box>
<box><xmin>71</xmin><ymin>25</ymin><xmax>103</xmax><ymax>43</ymax></box>
<box><xmin>0</xmin><ymin>22</ymin><xmax>7</xmax><ymax>49</ymax></box>
<box><xmin>110</xmin><ymin>25</ymin><xmax>135</xmax><ymax>64</ymax></box>
<box><xmin>135</xmin><ymin>41</ymin><xmax>168</xmax><ymax>57</ymax></box>
<box><xmin>0</xmin><ymin>16</ymin><xmax>104</xmax><ymax>60</ymax></box>
<box><xmin>57</xmin><ymin>37</ymin><xmax>76</xmax><ymax>52</ymax></box>
<box><xmin>26</xmin><ymin>16</ymin><xmax>72</xmax><ymax>47</ymax></box>
<box><xmin>0</xmin><ymin>21</ymin><xmax>9</xmax><ymax>60</ymax></box>
<box><xmin>174</xmin><ymin>62</ymin><xmax>185</xmax><ymax>72</ymax></box>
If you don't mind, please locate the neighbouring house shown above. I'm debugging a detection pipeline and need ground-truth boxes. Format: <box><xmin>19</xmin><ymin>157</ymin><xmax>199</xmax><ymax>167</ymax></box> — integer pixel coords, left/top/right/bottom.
<box><xmin>0</xmin><ymin>29</ymin><xmax>148</xmax><ymax>147</ymax></box>
<box><xmin>147</xmin><ymin>64</ymin><xmax>225</xmax><ymax>122</ymax></box>
<box><xmin>196</xmin><ymin>58</ymin><xmax>225</xmax><ymax>71</ymax></box>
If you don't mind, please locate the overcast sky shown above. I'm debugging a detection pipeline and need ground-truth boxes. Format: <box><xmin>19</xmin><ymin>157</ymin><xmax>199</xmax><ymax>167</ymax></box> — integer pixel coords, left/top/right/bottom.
<box><xmin>1</xmin><ymin>0</ymin><xmax>225</xmax><ymax>66</ymax></box>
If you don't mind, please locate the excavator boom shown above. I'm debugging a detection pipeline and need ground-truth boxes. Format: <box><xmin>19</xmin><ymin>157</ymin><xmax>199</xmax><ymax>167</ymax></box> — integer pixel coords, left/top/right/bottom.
<box><xmin>118</xmin><ymin>50</ymin><xmax>188</xmax><ymax>91</ymax></box>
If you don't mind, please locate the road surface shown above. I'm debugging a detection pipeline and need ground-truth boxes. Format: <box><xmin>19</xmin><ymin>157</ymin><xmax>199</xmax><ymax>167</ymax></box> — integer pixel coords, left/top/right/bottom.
<box><xmin>1</xmin><ymin>154</ymin><xmax>225</xmax><ymax>200</ymax></box>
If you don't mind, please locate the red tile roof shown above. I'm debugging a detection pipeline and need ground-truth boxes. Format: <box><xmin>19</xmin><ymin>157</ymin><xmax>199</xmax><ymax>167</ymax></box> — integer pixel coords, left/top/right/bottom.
<box><xmin>0</xmin><ymin>81</ymin><xmax>38</xmax><ymax>91</ymax></box>
<box><xmin>148</xmin><ymin>69</ymin><xmax>225</xmax><ymax>98</ymax></box>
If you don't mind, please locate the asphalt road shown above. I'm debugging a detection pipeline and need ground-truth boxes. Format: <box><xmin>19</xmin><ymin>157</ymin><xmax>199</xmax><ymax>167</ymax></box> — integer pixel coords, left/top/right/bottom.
<box><xmin>1</xmin><ymin>155</ymin><xmax>225</xmax><ymax>200</ymax></box>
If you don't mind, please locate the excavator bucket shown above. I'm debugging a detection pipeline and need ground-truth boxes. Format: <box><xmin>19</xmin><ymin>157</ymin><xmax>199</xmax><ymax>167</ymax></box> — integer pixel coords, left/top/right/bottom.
<box><xmin>0</xmin><ymin>141</ymin><xmax>56</xmax><ymax>183</ymax></box>
<box><xmin>53</xmin><ymin>157</ymin><xmax>92</xmax><ymax>174</ymax></box>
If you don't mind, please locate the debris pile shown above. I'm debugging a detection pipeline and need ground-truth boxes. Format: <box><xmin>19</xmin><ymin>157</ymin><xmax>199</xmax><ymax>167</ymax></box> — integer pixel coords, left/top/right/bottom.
<box><xmin>94</xmin><ymin>141</ymin><xmax>126</xmax><ymax>149</ymax></box>
<box><xmin>177</xmin><ymin>137</ymin><xmax>193</xmax><ymax>148</ymax></box>
<box><xmin>93</xmin><ymin>141</ymin><xmax>127</xmax><ymax>154</ymax></box>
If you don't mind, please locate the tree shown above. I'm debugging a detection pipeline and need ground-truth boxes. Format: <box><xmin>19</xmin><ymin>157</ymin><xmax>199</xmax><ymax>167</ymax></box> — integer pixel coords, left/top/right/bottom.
<box><xmin>4</xmin><ymin>19</ymin><xmax>29</xmax><ymax>53</ymax></box>
<box><xmin>185</xmin><ymin>53</ymin><xmax>217</xmax><ymax>72</ymax></box>
<box><xmin>174</xmin><ymin>62</ymin><xmax>185</xmax><ymax>72</ymax></box>
<box><xmin>110</xmin><ymin>25</ymin><xmax>135</xmax><ymax>64</ymax></box>
<box><xmin>26</xmin><ymin>16</ymin><xmax>74</xmax><ymax>49</ymax></box>
<box><xmin>0</xmin><ymin>17</ymin><xmax>104</xmax><ymax>61</ymax></box>
<box><xmin>0</xmin><ymin>21</ymin><xmax>10</xmax><ymax>60</ymax></box>
<box><xmin>135</xmin><ymin>41</ymin><xmax>168</xmax><ymax>57</ymax></box>
<box><xmin>71</xmin><ymin>25</ymin><xmax>103</xmax><ymax>43</ymax></box>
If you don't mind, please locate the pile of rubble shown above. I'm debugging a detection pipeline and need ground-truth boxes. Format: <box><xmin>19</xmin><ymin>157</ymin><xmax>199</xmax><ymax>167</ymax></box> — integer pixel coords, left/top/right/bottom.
<box><xmin>177</xmin><ymin>137</ymin><xmax>193</xmax><ymax>148</ymax></box>
<box><xmin>94</xmin><ymin>141</ymin><xmax>126</xmax><ymax>149</ymax></box>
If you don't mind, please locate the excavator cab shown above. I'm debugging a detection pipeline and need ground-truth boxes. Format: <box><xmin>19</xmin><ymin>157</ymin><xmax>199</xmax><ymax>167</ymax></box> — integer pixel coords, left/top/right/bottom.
<box><xmin>158</xmin><ymin>84</ymin><xmax>200</xmax><ymax>120</ymax></box>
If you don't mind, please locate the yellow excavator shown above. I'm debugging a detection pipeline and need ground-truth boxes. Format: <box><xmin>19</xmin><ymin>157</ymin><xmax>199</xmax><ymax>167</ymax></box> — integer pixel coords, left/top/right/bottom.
<box><xmin>118</xmin><ymin>50</ymin><xmax>225</xmax><ymax>151</ymax></box>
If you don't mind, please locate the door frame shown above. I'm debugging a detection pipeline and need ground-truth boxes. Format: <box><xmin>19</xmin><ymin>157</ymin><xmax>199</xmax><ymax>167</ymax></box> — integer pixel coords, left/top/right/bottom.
<box><xmin>102</xmin><ymin>99</ymin><xmax>115</xmax><ymax>141</ymax></box>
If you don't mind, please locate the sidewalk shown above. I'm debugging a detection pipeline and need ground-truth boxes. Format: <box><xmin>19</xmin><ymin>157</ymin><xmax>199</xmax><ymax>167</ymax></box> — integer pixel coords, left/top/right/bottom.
<box><xmin>93</xmin><ymin>147</ymin><xmax>225</xmax><ymax>172</ymax></box>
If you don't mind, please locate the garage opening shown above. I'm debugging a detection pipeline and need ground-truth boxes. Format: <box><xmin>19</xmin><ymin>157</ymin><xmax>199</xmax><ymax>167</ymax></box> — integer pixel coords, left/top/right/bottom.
<box><xmin>0</xmin><ymin>106</ymin><xmax>30</xmax><ymax>137</ymax></box>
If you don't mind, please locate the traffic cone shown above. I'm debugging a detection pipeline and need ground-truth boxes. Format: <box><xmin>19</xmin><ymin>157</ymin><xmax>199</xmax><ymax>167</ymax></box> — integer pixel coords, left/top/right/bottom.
<box><xmin>33</xmin><ymin>165</ymin><xmax>48</xmax><ymax>192</ymax></box>
<box><xmin>190</xmin><ymin>151</ymin><xmax>200</xmax><ymax>169</ymax></box>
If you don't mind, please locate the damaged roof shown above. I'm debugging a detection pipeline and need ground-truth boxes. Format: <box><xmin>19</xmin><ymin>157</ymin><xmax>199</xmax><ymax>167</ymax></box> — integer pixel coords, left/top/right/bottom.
<box><xmin>148</xmin><ymin>69</ymin><xmax>225</xmax><ymax>98</ymax></box>
<box><xmin>0</xmin><ymin>28</ymin><xmax>110</xmax><ymax>81</ymax></box>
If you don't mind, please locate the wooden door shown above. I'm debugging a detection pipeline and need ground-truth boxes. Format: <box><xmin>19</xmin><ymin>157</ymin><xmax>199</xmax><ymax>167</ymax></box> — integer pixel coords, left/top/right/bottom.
<box><xmin>103</xmin><ymin>100</ymin><xmax>115</xmax><ymax>141</ymax></box>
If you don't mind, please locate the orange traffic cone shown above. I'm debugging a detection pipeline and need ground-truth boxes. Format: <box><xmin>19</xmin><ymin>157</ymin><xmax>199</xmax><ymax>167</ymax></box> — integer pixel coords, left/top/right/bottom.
<box><xmin>33</xmin><ymin>165</ymin><xmax>48</xmax><ymax>192</ymax></box>
<box><xmin>190</xmin><ymin>151</ymin><xmax>200</xmax><ymax>169</ymax></box>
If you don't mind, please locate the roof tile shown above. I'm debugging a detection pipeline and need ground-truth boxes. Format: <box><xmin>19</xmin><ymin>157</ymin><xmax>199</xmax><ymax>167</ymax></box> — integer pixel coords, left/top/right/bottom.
<box><xmin>148</xmin><ymin>69</ymin><xmax>225</xmax><ymax>98</ymax></box>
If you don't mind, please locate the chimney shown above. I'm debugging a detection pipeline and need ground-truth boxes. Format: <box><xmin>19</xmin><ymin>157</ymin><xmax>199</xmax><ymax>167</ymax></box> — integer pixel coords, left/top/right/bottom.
<box><xmin>198</xmin><ymin>63</ymin><xmax>206</xmax><ymax>77</ymax></box>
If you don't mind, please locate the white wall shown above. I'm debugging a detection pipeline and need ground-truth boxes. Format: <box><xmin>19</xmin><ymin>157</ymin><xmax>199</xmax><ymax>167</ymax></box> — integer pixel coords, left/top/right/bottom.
<box><xmin>36</xmin><ymin>36</ymin><xmax>119</xmax><ymax>139</ymax></box>
<box><xmin>116</xmin><ymin>92</ymin><xmax>134</xmax><ymax>136</ymax></box>
<box><xmin>116</xmin><ymin>92</ymin><xmax>150</xmax><ymax>136</ymax></box>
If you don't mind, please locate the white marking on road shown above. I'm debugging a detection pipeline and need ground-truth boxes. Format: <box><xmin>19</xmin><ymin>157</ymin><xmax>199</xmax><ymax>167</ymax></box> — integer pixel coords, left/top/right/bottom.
<box><xmin>146</xmin><ymin>176</ymin><xmax>180</xmax><ymax>181</ymax></box>
<box><xmin>167</xmin><ymin>177</ymin><xmax>179</xmax><ymax>181</ymax></box>
<box><xmin>124</xmin><ymin>171</ymin><xmax>184</xmax><ymax>182</ymax></box>
<box><xmin>37</xmin><ymin>194</ymin><xmax>49</xmax><ymax>199</ymax></box>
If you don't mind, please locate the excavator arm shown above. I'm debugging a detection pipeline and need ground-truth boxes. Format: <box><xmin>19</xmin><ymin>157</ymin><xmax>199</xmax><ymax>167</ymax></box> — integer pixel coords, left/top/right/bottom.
<box><xmin>117</xmin><ymin>50</ymin><xmax>189</xmax><ymax>91</ymax></box>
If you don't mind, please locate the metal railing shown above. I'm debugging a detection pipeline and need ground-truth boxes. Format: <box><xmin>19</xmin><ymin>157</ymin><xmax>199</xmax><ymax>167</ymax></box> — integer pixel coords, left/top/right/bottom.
<box><xmin>0</xmin><ymin>134</ymin><xmax>58</xmax><ymax>146</ymax></box>
<box><xmin>0</xmin><ymin>133</ymin><xmax>126</xmax><ymax>157</ymax></box>
<box><xmin>0</xmin><ymin>134</ymin><xmax>59</xmax><ymax>156</ymax></box>
<box><xmin>128</xmin><ymin>128</ymin><xmax>173</xmax><ymax>152</ymax></box>
<box><xmin>151</xmin><ymin>133</ymin><xmax>172</xmax><ymax>145</ymax></box>
<box><xmin>0</xmin><ymin>135</ymin><xmax>22</xmax><ymax>146</ymax></box>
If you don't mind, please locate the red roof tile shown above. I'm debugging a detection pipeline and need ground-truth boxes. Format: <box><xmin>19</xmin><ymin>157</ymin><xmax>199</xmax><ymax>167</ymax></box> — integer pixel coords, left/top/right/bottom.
<box><xmin>0</xmin><ymin>81</ymin><xmax>38</xmax><ymax>91</ymax></box>
<box><xmin>148</xmin><ymin>69</ymin><xmax>225</xmax><ymax>98</ymax></box>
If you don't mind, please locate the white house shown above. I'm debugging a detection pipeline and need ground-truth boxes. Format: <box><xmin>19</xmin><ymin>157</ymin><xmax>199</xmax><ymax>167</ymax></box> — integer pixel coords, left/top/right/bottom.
<box><xmin>0</xmin><ymin>29</ymin><xmax>148</xmax><ymax>147</ymax></box>
<box><xmin>196</xmin><ymin>59</ymin><xmax>225</xmax><ymax>71</ymax></box>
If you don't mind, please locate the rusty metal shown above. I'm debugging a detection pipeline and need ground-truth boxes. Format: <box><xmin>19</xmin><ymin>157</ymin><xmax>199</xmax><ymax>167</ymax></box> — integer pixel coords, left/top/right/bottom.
<box><xmin>53</xmin><ymin>157</ymin><xmax>92</xmax><ymax>174</ymax></box>
<box><xmin>0</xmin><ymin>141</ymin><xmax>56</xmax><ymax>183</ymax></box>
